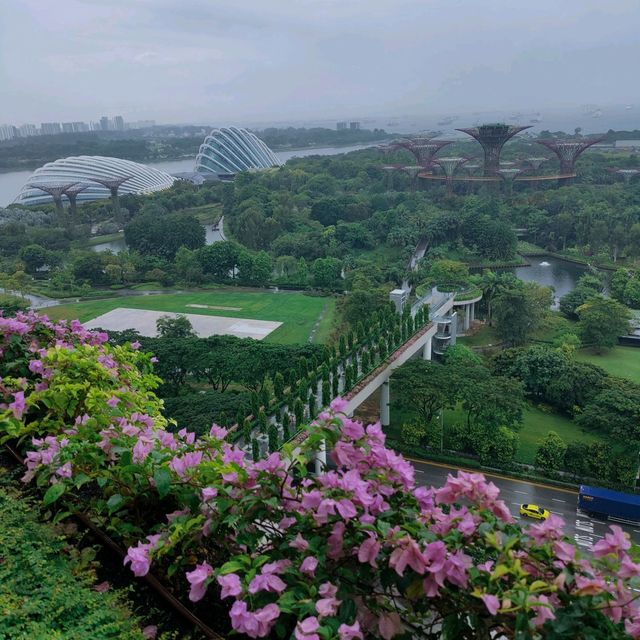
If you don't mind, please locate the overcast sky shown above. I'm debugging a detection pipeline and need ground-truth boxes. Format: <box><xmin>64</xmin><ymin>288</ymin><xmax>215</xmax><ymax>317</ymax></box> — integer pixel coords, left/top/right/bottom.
<box><xmin>1</xmin><ymin>0</ymin><xmax>639</xmax><ymax>125</ymax></box>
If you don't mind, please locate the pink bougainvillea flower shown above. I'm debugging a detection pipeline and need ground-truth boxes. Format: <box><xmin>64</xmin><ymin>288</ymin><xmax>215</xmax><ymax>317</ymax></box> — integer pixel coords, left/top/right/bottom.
<box><xmin>592</xmin><ymin>525</ymin><xmax>631</xmax><ymax>559</ymax></box>
<box><xmin>300</xmin><ymin>556</ymin><xmax>318</xmax><ymax>576</ymax></box>
<box><xmin>531</xmin><ymin>594</ymin><xmax>556</xmax><ymax>626</ymax></box>
<box><xmin>93</xmin><ymin>581</ymin><xmax>110</xmax><ymax>592</ymax></box>
<box><xmin>338</xmin><ymin>621</ymin><xmax>363</xmax><ymax>640</ymax></box>
<box><xmin>209</xmin><ymin>424</ymin><xmax>227</xmax><ymax>439</ymax></box>
<box><xmin>295</xmin><ymin>616</ymin><xmax>320</xmax><ymax>640</ymax></box>
<box><xmin>357</xmin><ymin>534</ymin><xmax>380</xmax><ymax>568</ymax></box>
<box><xmin>316</xmin><ymin>595</ymin><xmax>341</xmax><ymax>617</ymax></box>
<box><xmin>141</xmin><ymin>625</ymin><xmax>157</xmax><ymax>639</ymax></box>
<box><xmin>553</xmin><ymin>540</ymin><xmax>576</xmax><ymax>564</ymax></box>
<box><xmin>186</xmin><ymin>562</ymin><xmax>213</xmax><ymax>602</ymax></box>
<box><xmin>327</xmin><ymin>521</ymin><xmax>346</xmax><ymax>560</ymax></box>
<box><xmin>290</xmin><ymin>533</ymin><xmax>309</xmax><ymax>551</ymax></box>
<box><xmin>130</xmin><ymin>341</ymin><xmax>141</xmax><ymax>350</ymax></box>
<box><xmin>525</xmin><ymin>513</ymin><xmax>565</xmax><ymax>545</ymax></box>
<box><xmin>106</xmin><ymin>395</ymin><xmax>120</xmax><ymax>407</ymax></box>
<box><xmin>217</xmin><ymin>573</ymin><xmax>242</xmax><ymax>599</ymax></box>
<box><xmin>230</xmin><ymin>601</ymin><xmax>280</xmax><ymax>639</ymax></box>
<box><xmin>389</xmin><ymin>536</ymin><xmax>426</xmax><ymax>576</ymax></box>
<box><xmin>480</xmin><ymin>594</ymin><xmax>500</xmax><ymax>615</ymax></box>
<box><xmin>330</xmin><ymin>397</ymin><xmax>348</xmax><ymax>414</ymax></box>
<box><xmin>9</xmin><ymin>391</ymin><xmax>25</xmax><ymax>419</ymax></box>
<box><xmin>248</xmin><ymin>572</ymin><xmax>287</xmax><ymax>595</ymax></box>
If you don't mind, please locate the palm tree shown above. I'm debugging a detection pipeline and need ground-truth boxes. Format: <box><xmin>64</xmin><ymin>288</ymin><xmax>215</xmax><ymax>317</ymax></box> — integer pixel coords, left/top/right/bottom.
<box><xmin>478</xmin><ymin>270</ymin><xmax>514</xmax><ymax>325</ymax></box>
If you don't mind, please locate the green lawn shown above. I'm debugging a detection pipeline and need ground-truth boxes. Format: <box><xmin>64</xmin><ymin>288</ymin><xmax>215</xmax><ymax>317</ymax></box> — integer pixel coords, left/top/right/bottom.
<box><xmin>515</xmin><ymin>405</ymin><xmax>603</xmax><ymax>464</ymax></box>
<box><xmin>391</xmin><ymin>403</ymin><xmax>605</xmax><ymax>465</ymax></box>
<box><xmin>575</xmin><ymin>346</ymin><xmax>640</xmax><ymax>384</ymax></box>
<box><xmin>457</xmin><ymin>324</ymin><xmax>500</xmax><ymax>347</ymax></box>
<box><xmin>45</xmin><ymin>288</ymin><xmax>335</xmax><ymax>345</ymax></box>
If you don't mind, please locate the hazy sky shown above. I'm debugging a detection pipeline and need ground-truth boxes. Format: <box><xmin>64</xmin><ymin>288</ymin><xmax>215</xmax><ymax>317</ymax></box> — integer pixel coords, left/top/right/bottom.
<box><xmin>1</xmin><ymin>0</ymin><xmax>639</xmax><ymax>125</ymax></box>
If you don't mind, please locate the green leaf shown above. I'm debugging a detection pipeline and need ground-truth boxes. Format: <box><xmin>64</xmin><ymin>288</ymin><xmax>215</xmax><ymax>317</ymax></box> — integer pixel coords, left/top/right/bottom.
<box><xmin>43</xmin><ymin>483</ymin><xmax>66</xmax><ymax>506</ymax></box>
<box><xmin>154</xmin><ymin>468</ymin><xmax>172</xmax><ymax>498</ymax></box>
<box><xmin>219</xmin><ymin>559</ymin><xmax>246</xmax><ymax>575</ymax></box>
<box><xmin>107</xmin><ymin>494</ymin><xmax>124</xmax><ymax>513</ymax></box>
<box><xmin>74</xmin><ymin>473</ymin><xmax>91</xmax><ymax>489</ymax></box>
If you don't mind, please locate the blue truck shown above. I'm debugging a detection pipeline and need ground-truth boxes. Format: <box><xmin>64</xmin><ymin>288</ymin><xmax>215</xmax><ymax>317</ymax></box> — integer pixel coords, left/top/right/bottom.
<box><xmin>579</xmin><ymin>485</ymin><xmax>640</xmax><ymax>522</ymax></box>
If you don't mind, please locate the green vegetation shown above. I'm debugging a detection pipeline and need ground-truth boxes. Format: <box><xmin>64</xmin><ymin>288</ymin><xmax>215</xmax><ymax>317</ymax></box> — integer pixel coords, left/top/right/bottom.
<box><xmin>45</xmin><ymin>289</ymin><xmax>335</xmax><ymax>344</ymax></box>
<box><xmin>516</xmin><ymin>405</ymin><xmax>602</xmax><ymax>464</ymax></box>
<box><xmin>576</xmin><ymin>346</ymin><xmax>640</xmax><ymax>384</ymax></box>
<box><xmin>0</xmin><ymin>483</ymin><xmax>144</xmax><ymax>639</ymax></box>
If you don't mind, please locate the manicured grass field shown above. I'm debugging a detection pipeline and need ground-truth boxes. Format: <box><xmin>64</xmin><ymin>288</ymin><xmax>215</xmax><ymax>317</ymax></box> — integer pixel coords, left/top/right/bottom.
<box><xmin>575</xmin><ymin>346</ymin><xmax>640</xmax><ymax>384</ymax></box>
<box><xmin>45</xmin><ymin>288</ymin><xmax>335</xmax><ymax>345</ymax></box>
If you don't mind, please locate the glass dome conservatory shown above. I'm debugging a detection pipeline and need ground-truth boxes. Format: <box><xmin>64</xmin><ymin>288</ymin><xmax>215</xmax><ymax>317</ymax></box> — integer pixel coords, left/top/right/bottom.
<box><xmin>195</xmin><ymin>126</ymin><xmax>281</xmax><ymax>176</ymax></box>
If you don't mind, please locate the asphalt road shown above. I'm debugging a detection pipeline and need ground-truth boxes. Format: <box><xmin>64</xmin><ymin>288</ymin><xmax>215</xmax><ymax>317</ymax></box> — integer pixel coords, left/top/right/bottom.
<box><xmin>409</xmin><ymin>458</ymin><xmax>640</xmax><ymax>551</ymax></box>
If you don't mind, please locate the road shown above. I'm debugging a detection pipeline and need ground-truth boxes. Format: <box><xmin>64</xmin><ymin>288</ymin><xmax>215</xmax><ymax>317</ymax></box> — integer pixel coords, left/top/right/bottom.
<box><xmin>409</xmin><ymin>458</ymin><xmax>640</xmax><ymax>551</ymax></box>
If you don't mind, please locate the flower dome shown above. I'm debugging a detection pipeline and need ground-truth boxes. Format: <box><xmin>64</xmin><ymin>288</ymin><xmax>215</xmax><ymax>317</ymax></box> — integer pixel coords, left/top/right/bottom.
<box><xmin>195</xmin><ymin>126</ymin><xmax>281</xmax><ymax>176</ymax></box>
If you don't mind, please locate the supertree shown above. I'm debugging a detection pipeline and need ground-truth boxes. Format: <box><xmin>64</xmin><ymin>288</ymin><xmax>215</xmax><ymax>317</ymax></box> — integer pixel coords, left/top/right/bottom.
<box><xmin>381</xmin><ymin>164</ymin><xmax>404</xmax><ymax>190</ymax></box>
<box><xmin>498</xmin><ymin>168</ymin><xmax>522</xmax><ymax>195</ymax></box>
<box><xmin>434</xmin><ymin>157</ymin><xmax>470</xmax><ymax>194</ymax></box>
<box><xmin>62</xmin><ymin>183</ymin><xmax>91</xmax><ymax>220</ymax></box>
<box><xmin>393</xmin><ymin>137</ymin><xmax>453</xmax><ymax>169</ymax></box>
<box><xmin>524</xmin><ymin>157</ymin><xmax>548</xmax><ymax>172</ymax></box>
<box><xmin>401</xmin><ymin>165</ymin><xmax>423</xmax><ymax>191</ymax></box>
<box><xmin>89</xmin><ymin>175</ymin><xmax>132</xmax><ymax>217</ymax></box>
<box><xmin>463</xmin><ymin>164</ymin><xmax>481</xmax><ymax>176</ymax></box>
<box><xmin>615</xmin><ymin>169</ymin><xmax>640</xmax><ymax>185</ymax></box>
<box><xmin>535</xmin><ymin>138</ymin><xmax>604</xmax><ymax>174</ymax></box>
<box><xmin>27</xmin><ymin>182</ymin><xmax>78</xmax><ymax>219</ymax></box>
<box><xmin>456</xmin><ymin>124</ymin><xmax>531</xmax><ymax>176</ymax></box>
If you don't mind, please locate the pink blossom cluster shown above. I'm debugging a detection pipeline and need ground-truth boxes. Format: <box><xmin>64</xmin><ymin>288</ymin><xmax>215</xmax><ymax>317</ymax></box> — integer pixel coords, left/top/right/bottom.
<box><xmin>5</xmin><ymin>314</ymin><xmax>640</xmax><ymax>639</ymax></box>
<box><xmin>116</xmin><ymin>402</ymin><xmax>640</xmax><ymax>639</ymax></box>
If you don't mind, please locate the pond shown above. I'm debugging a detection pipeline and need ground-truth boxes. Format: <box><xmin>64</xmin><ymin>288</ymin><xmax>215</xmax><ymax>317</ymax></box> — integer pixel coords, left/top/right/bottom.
<box><xmin>511</xmin><ymin>255</ymin><xmax>602</xmax><ymax>308</ymax></box>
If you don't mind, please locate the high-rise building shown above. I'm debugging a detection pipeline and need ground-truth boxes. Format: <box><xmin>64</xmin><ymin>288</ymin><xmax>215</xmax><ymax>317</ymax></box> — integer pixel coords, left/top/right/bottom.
<box><xmin>70</xmin><ymin>121</ymin><xmax>89</xmax><ymax>132</ymax></box>
<box><xmin>100</xmin><ymin>116</ymin><xmax>110</xmax><ymax>131</ymax></box>
<box><xmin>19</xmin><ymin>124</ymin><xmax>38</xmax><ymax>138</ymax></box>
<box><xmin>349</xmin><ymin>121</ymin><xmax>361</xmax><ymax>130</ymax></box>
<box><xmin>0</xmin><ymin>124</ymin><xmax>17</xmax><ymax>141</ymax></box>
<box><xmin>336</xmin><ymin>122</ymin><xmax>347</xmax><ymax>130</ymax></box>
<box><xmin>41</xmin><ymin>122</ymin><xmax>62</xmax><ymax>135</ymax></box>
<box><xmin>62</xmin><ymin>122</ymin><xmax>75</xmax><ymax>133</ymax></box>
<box><xmin>113</xmin><ymin>115</ymin><xmax>124</xmax><ymax>131</ymax></box>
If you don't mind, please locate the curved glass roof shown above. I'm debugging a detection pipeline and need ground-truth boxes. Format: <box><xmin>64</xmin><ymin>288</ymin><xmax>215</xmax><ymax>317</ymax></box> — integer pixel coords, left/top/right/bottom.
<box><xmin>14</xmin><ymin>156</ymin><xmax>175</xmax><ymax>206</ymax></box>
<box><xmin>195</xmin><ymin>126</ymin><xmax>281</xmax><ymax>176</ymax></box>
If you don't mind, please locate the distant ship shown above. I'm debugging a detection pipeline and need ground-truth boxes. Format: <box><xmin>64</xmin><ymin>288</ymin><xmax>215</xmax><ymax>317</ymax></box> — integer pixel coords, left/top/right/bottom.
<box><xmin>437</xmin><ymin>116</ymin><xmax>456</xmax><ymax>126</ymax></box>
<box><xmin>626</xmin><ymin>105</ymin><xmax>633</xmax><ymax>110</ymax></box>
<box><xmin>592</xmin><ymin>110</ymin><xmax>603</xmax><ymax>118</ymax></box>
<box><xmin>530</xmin><ymin>117</ymin><xmax>543</xmax><ymax>123</ymax></box>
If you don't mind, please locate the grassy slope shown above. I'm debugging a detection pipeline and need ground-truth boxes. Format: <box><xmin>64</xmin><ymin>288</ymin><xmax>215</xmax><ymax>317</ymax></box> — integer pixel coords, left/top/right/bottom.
<box><xmin>45</xmin><ymin>288</ymin><xmax>335</xmax><ymax>345</ymax></box>
<box><xmin>575</xmin><ymin>346</ymin><xmax>640</xmax><ymax>384</ymax></box>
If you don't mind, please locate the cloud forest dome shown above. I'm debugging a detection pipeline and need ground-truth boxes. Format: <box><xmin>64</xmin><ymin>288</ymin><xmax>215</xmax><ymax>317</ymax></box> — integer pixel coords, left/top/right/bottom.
<box><xmin>195</xmin><ymin>126</ymin><xmax>282</xmax><ymax>176</ymax></box>
<box><xmin>14</xmin><ymin>156</ymin><xmax>175</xmax><ymax>206</ymax></box>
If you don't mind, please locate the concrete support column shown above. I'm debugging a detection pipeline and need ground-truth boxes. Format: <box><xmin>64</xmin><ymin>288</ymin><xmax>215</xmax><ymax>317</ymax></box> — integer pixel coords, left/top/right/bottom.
<box><xmin>314</xmin><ymin>438</ymin><xmax>327</xmax><ymax>475</ymax></box>
<box><xmin>464</xmin><ymin>305</ymin><xmax>471</xmax><ymax>331</ymax></box>
<box><xmin>380</xmin><ymin>379</ymin><xmax>390</xmax><ymax>427</ymax></box>
<box><xmin>471</xmin><ymin>302</ymin><xmax>475</xmax><ymax>322</ymax></box>
<box><xmin>422</xmin><ymin>337</ymin><xmax>432</xmax><ymax>361</ymax></box>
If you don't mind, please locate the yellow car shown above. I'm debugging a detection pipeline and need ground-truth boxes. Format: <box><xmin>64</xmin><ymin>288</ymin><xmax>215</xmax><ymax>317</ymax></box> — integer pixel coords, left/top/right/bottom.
<box><xmin>519</xmin><ymin>504</ymin><xmax>550</xmax><ymax>520</ymax></box>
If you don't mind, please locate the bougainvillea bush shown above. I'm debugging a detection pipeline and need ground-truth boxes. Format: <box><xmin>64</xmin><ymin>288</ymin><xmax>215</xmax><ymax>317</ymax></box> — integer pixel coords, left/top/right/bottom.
<box><xmin>2</xmin><ymin>311</ymin><xmax>640</xmax><ymax>639</ymax></box>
